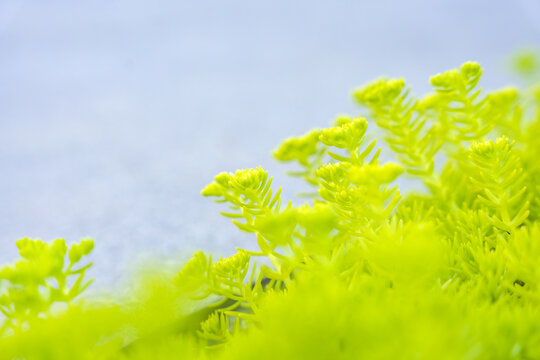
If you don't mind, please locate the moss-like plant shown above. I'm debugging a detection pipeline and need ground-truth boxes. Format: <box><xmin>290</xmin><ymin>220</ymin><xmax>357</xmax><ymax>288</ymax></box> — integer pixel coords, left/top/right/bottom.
<box><xmin>0</xmin><ymin>238</ymin><xmax>94</xmax><ymax>336</ymax></box>
<box><xmin>1</xmin><ymin>53</ymin><xmax>540</xmax><ymax>359</ymax></box>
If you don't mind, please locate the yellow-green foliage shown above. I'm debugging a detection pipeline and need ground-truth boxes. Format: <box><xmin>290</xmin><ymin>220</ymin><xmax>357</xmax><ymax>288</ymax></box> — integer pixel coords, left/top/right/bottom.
<box><xmin>1</xmin><ymin>54</ymin><xmax>540</xmax><ymax>359</ymax></box>
<box><xmin>0</xmin><ymin>238</ymin><xmax>94</xmax><ymax>336</ymax></box>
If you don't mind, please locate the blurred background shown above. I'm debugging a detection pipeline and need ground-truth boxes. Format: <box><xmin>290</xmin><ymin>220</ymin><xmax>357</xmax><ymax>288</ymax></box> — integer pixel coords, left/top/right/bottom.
<box><xmin>1</xmin><ymin>0</ymin><xmax>539</xmax><ymax>287</ymax></box>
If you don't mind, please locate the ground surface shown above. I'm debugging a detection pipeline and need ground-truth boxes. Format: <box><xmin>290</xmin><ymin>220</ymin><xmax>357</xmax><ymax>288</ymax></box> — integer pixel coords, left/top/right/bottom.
<box><xmin>1</xmin><ymin>0</ymin><xmax>539</xmax><ymax>287</ymax></box>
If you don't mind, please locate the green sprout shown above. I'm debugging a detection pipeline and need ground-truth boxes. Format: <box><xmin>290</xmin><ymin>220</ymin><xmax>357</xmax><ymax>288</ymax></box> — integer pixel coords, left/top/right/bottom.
<box><xmin>2</xmin><ymin>54</ymin><xmax>540</xmax><ymax>359</ymax></box>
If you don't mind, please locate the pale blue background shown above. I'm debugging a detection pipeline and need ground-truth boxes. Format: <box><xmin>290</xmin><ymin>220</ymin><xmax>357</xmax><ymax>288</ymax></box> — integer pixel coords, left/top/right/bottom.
<box><xmin>1</xmin><ymin>0</ymin><xmax>539</xmax><ymax>286</ymax></box>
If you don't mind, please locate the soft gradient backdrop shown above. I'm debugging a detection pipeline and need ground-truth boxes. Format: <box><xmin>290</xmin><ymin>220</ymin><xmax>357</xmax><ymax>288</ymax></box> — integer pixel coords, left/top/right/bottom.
<box><xmin>1</xmin><ymin>0</ymin><xmax>539</xmax><ymax>285</ymax></box>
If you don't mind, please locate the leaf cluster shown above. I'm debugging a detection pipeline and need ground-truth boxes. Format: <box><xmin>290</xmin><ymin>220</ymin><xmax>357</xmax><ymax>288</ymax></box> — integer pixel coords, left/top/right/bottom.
<box><xmin>1</xmin><ymin>52</ymin><xmax>540</xmax><ymax>359</ymax></box>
